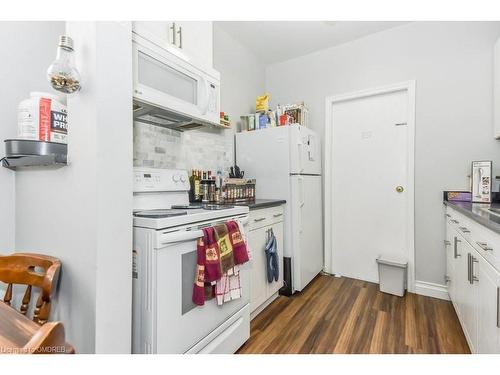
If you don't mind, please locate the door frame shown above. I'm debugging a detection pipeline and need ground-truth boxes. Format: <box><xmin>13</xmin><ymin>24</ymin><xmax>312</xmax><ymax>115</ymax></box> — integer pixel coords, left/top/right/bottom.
<box><xmin>324</xmin><ymin>80</ymin><xmax>416</xmax><ymax>292</ymax></box>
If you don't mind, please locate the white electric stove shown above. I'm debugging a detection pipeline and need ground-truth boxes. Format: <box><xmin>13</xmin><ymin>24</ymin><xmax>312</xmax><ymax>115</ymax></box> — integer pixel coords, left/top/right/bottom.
<box><xmin>132</xmin><ymin>167</ymin><xmax>251</xmax><ymax>354</ymax></box>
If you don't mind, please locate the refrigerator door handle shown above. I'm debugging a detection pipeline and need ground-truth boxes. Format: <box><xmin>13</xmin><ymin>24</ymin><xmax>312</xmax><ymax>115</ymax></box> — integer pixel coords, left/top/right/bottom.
<box><xmin>297</xmin><ymin>140</ymin><xmax>304</xmax><ymax>173</ymax></box>
<box><xmin>307</xmin><ymin>134</ymin><xmax>315</xmax><ymax>161</ymax></box>
<box><xmin>298</xmin><ymin>176</ymin><xmax>305</xmax><ymax>208</ymax></box>
<box><xmin>298</xmin><ymin>176</ymin><xmax>304</xmax><ymax>233</ymax></box>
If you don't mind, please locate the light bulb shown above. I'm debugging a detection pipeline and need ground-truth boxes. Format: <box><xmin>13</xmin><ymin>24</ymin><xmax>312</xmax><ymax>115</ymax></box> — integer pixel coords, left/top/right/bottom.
<box><xmin>47</xmin><ymin>35</ymin><xmax>81</xmax><ymax>94</ymax></box>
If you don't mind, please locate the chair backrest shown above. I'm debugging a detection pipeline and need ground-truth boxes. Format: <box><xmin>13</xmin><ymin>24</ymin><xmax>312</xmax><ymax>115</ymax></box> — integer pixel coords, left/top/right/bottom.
<box><xmin>0</xmin><ymin>253</ymin><xmax>61</xmax><ymax>325</ymax></box>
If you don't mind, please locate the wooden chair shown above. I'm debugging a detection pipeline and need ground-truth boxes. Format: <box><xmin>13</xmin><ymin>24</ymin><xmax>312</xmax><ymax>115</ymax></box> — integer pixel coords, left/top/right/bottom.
<box><xmin>0</xmin><ymin>253</ymin><xmax>61</xmax><ymax>325</ymax></box>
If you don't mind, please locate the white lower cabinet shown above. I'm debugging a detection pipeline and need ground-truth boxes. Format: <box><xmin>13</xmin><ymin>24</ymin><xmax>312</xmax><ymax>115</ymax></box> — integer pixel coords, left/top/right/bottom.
<box><xmin>446</xmin><ymin>206</ymin><xmax>500</xmax><ymax>353</ymax></box>
<box><xmin>458</xmin><ymin>239</ymin><xmax>479</xmax><ymax>352</ymax></box>
<box><xmin>248</xmin><ymin>205</ymin><xmax>284</xmax><ymax>318</ymax></box>
<box><xmin>477</xmin><ymin>254</ymin><xmax>500</xmax><ymax>353</ymax></box>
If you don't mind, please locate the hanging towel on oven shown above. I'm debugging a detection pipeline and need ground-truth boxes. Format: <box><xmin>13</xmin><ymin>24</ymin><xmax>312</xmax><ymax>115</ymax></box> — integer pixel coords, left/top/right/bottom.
<box><xmin>227</xmin><ymin>220</ymin><xmax>250</xmax><ymax>265</ymax></box>
<box><xmin>194</xmin><ymin>222</ymin><xmax>250</xmax><ymax>306</ymax></box>
<box><xmin>215</xmin><ymin>221</ymin><xmax>249</xmax><ymax>305</ymax></box>
<box><xmin>215</xmin><ymin>266</ymin><xmax>242</xmax><ymax>306</ymax></box>
<box><xmin>235</xmin><ymin>218</ymin><xmax>252</xmax><ymax>261</ymax></box>
<box><xmin>193</xmin><ymin>227</ymin><xmax>222</xmax><ymax>306</ymax></box>
<box><xmin>214</xmin><ymin>224</ymin><xmax>235</xmax><ymax>272</ymax></box>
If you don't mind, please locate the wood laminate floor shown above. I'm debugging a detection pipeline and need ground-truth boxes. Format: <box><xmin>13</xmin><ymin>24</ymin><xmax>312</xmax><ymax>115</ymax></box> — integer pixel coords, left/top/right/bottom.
<box><xmin>237</xmin><ymin>275</ymin><xmax>470</xmax><ymax>354</ymax></box>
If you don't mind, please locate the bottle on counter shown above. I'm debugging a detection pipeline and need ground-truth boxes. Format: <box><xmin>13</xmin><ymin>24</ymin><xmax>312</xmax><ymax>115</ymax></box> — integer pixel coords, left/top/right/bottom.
<box><xmin>189</xmin><ymin>169</ymin><xmax>196</xmax><ymax>202</ymax></box>
<box><xmin>209</xmin><ymin>178</ymin><xmax>216</xmax><ymax>203</ymax></box>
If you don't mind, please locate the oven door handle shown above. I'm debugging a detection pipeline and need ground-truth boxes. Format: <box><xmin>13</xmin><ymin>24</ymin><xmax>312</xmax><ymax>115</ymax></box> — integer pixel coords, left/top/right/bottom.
<box><xmin>160</xmin><ymin>230</ymin><xmax>204</xmax><ymax>245</ymax></box>
<box><xmin>159</xmin><ymin>217</ymin><xmax>249</xmax><ymax>246</ymax></box>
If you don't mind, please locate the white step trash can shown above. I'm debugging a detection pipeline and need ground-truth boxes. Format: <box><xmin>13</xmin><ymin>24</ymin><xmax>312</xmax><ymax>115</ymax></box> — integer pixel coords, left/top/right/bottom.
<box><xmin>376</xmin><ymin>256</ymin><xmax>408</xmax><ymax>297</ymax></box>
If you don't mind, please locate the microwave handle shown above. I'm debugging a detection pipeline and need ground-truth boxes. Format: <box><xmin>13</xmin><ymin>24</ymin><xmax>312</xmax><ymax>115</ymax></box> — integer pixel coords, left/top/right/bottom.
<box><xmin>200</xmin><ymin>76</ymin><xmax>210</xmax><ymax>115</ymax></box>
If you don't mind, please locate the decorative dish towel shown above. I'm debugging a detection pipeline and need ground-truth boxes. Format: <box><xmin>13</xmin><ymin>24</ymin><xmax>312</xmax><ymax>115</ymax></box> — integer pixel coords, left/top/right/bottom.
<box><xmin>227</xmin><ymin>220</ymin><xmax>249</xmax><ymax>265</ymax></box>
<box><xmin>193</xmin><ymin>222</ymin><xmax>250</xmax><ymax>307</ymax></box>
<box><xmin>214</xmin><ymin>224</ymin><xmax>235</xmax><ymax>272</ymax></box>
<box><xmin>193</xmin><ymin>227</ymin><xmax>222</xmax><ymax>306</ymax></box>
<box><xmin>215</xmin><ymin>266</ymin><xmax>242</xmax><ymax>306</ymax></box>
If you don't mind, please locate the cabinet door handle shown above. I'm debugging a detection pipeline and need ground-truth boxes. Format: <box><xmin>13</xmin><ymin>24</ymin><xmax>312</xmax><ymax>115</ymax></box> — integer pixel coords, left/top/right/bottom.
<box><xmin>476</xmin><ymin>241</ymin><xmax>494</xmax><ymax>252</ymax></box>
<box><xmin>253</xmin><ymin>217</ymin><xmax>266</xmax><ymax>222</ymax></box>
<box><xmin>467</xmin><ymin>253</ymin><xmax>471</xmax><ymax>283</ymax></box>
<box><xmin>445</xmin><ymin>275</ymin><xmax>451</xmax><ymax>283</ymax></box>
<box><xmin>451</xmin><ymin>219</ymin><xmax>460</xmax><ymax>224</ymax></box>
<box><xmin>170</xmin><ymin>22</ymin><xmax>177</xmax><ymax>45</ymax></box>
<box><xmin>177</xmin><ymin>26</ymin><xmax>183</xmax><ymax>49</ymax></box>
<box><xmin>445</xmin><ymin>214</ymin><xmax>451</xmax><ymax>218</ymax></box>
<box><xmin>444</xmin><ymin>240</ymin><xmax>451</xmax><ymax>246</ymax></box>
<box><xmin>454</xmin><ymin>237</ymin><xmax>461</xmax><ymax>258</ymax></box>
<box><xmin>459</xmin><ymin>226</ymin><xmax>471</xmax><ymax>233</ymax></box>
<box><xmin>273</xmin><ymin>213</ymin><xmax>283</xmax><ymax>218</ymax></box>
<box><xmin>471</xmin><ymin>257</ymin><xmax>479</xmax><ymax>283</ymax></box>
<box><xmin>497</xmin><ymin>287</ymin><xmax>500</xmax><ymax>328</ymax></box>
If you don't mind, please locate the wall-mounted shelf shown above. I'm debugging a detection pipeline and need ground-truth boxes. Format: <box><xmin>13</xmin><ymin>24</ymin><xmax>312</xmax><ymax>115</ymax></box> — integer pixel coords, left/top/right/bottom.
<box><xmin>2</xmin><ymin>139</ymin><xmax>67</xmax><ymax>170</ymax></box>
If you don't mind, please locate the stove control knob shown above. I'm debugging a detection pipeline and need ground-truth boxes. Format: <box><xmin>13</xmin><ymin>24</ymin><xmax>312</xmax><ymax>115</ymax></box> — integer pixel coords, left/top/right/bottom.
<box><xmin>172</xmin><ymin>174</ymin><xmax>180</xmax><ymax>182</ymax></box>
<box><xmin>180</xmin><ymin>175</ymin><xmax>187</xmax><ymax>183</ymax></box>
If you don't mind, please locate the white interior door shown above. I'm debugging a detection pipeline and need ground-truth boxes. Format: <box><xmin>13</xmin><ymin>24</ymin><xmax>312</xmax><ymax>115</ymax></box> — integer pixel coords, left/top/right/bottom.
<box><xmin>330</xmin><ymin>87</ymin><xmax>412</xmax><ymax>285</ymax></box>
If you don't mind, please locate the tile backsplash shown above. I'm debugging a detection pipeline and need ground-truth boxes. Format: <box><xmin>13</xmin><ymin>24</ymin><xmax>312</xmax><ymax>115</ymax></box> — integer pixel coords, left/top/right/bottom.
<box><xmin>133</xmin><ymin>122</ymin><xmax>234</xmax><ymax>171</ymax></box>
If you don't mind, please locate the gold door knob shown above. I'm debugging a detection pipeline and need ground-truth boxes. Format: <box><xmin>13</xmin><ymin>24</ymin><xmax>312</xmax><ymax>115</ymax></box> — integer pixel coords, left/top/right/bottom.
<box><xmin>396</xmin><ymin>186</ymin><xmax>404</xmax><ymax>193</ymax></box>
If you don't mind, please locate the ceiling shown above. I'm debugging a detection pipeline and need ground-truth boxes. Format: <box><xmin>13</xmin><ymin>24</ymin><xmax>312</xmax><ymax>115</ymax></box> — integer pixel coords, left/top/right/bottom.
<box><xmin>215</xmin><ymin>21</ymin><xmax>410</xmax><ymax>64</ymax></box>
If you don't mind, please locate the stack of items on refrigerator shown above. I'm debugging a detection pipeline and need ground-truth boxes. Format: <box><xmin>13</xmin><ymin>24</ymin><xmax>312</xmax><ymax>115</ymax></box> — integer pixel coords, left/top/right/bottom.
<box><xmin>239</xmin><ymin>93</ymin><xmax>309</xmax><ymax>132</ymax></box>
<box><xmin>189</xmin><ymin>168</ymin><xmax>256</xmax><ymax>204</ymax></box>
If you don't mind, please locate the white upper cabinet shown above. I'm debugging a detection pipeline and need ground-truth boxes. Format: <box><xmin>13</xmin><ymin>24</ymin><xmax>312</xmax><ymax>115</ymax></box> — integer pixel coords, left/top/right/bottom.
<box><xmin>494</xmin><ymin>37</ymin><xmax>500</xmax><ymax>139</ymax></box>
<box><xmin>132</xmin><ymin>21</ymin><xmax>213</xmax><ymax>69</ymax></box>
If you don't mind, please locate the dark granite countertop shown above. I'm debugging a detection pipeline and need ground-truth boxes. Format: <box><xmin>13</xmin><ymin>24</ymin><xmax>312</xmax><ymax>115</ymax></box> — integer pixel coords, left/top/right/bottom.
<box><xmin>444</xmin><ymin>200</ymin><xmax>500</xmax><ymax>234</ymax></box>
<box><xmin>234</xmin><ymin>199</ymin><xmax>286</xmax><ymax>210</ymax></box>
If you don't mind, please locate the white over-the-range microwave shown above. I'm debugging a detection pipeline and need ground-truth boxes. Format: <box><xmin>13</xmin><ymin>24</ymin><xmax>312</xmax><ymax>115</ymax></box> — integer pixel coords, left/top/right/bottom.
<box><xmin>132</xmin><ymin>33</ymin><xmax>220</xmax><ymax>131</ymax></box>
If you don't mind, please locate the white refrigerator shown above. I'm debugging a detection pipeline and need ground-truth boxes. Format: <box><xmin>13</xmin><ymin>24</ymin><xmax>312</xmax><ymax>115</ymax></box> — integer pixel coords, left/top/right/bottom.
<box><xmin>236</xmin><ymin>124</ymin><xmax>323</xmax><ymax>293</ymax></box>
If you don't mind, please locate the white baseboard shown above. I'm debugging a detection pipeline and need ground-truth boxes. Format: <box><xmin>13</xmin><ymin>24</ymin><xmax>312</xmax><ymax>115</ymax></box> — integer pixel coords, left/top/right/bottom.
<box><xmin>414</xmin><ymin>280</ymin><xmax>450</xmax><ymax>301</ymax></box>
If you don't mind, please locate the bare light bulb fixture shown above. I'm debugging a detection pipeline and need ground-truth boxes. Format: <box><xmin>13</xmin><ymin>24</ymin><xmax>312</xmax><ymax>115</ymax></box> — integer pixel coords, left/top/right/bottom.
<box><xmin>47</xmin><ymin>35</ymin><xmax>81</xmax><ymax>94</ymax></box>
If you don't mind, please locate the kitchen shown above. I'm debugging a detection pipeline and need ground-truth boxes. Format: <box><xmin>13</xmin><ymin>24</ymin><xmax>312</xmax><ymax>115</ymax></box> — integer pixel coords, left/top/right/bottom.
<box><xmin>1</xmin><ymin>1</ymin><xmax>500</xmax><ymax>370</ymax></box>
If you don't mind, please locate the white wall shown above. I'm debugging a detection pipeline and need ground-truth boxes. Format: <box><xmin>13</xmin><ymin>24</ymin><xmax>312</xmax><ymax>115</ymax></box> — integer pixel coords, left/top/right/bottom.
<box><xmin>265</xmin><ymin>21</ymin><xmax>500</xmax><ymax>285</ymax></box>
<box><xmin>0</xmin><ymin>22</ymin><xmax>64</xmax><ymax>254</ymax></box>
<box><xmin>15</xmin><ymin>21</ymin><xmax>132</xmax><ymax>353</ymax></box>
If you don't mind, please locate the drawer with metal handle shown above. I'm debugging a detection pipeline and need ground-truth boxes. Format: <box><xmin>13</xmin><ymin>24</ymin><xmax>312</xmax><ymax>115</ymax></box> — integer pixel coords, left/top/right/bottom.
<box><xmin>253</xmin><ymin>217</ymin><xmax>266</xmax><ymax>222</ymax></box>
<box><xmin>466</xmin><ymin>217</ymin><xmax>500</xmax><ymax>274</ymax></box>
<box><xmin>248</xmin><ymin>205</ymin><xmax>285</xmax><ymax>231</ymax></box>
